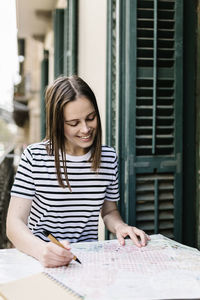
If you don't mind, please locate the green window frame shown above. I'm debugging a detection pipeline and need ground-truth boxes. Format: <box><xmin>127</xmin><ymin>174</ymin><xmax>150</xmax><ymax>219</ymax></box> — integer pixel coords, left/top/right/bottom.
<box><xmin>63</xmin><ymin>0</ymin><xmax>78</xmax><ymax>76</ymax></box>
<box><xmin>53</xmin><ymin>9</ymin><xmax>64</xmax><ymax>78</ymax></box>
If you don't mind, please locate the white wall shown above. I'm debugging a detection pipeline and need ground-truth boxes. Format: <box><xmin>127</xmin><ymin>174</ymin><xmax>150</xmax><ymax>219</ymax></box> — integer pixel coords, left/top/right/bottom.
<box><xmin>78</xmin><ymin>0</ymin><xmax>107</xmax><ymax>144</ymax></box>
<box><xmin>78</xmin><ymin>1</ymin><xmax>107</xmax><ymax>240</ymax></box>
<box><xmin>44</xmin><ymin>30</ymin><xmax>54</xmax><ymax>84</ymax></box>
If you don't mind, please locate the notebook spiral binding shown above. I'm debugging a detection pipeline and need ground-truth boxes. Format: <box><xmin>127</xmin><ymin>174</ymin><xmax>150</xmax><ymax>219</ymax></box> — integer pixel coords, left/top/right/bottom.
<box><xmin>43</xmin><ymin>272</ymin><xmax>84</xmax><ymax>299</ymax></box>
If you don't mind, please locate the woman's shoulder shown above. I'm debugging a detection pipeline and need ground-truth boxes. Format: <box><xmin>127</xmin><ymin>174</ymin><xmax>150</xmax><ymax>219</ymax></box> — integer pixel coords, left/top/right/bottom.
<box><xmin>24</xmin><ymin>141</ymin><xmax>48</xmax><ymax>155</ymax></box>
<box><xmin>101</xmin><ymin>145</ymin><xmax>117</xmax><ymax>159</ymax></box>
<box><xmin>102</xmin><ymin>145</ymin><xmax>116</xmax><ymax>152</ymax></box>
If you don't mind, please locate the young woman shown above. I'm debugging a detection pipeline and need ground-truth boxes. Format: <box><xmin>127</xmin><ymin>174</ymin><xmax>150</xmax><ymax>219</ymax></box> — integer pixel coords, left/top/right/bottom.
<box><xmin>6</xmin><ymin>75</ymin><xmax>150</xmax><ymax>267</ymax></box>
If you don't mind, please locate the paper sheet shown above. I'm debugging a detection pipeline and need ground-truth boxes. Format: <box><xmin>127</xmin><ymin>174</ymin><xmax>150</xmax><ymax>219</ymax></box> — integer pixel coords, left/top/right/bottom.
<box><xmin>45</xmin><ymin>234</ymin><xmax>200</xmax><ymax>299</ymax></box>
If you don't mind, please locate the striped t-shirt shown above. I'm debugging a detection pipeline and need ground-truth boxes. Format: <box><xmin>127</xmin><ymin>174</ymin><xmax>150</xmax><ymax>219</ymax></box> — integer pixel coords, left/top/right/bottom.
<box><xmin>11</xmin><ymin>142</ymin><xmax>119</xmax><ymax>243</ymax></box>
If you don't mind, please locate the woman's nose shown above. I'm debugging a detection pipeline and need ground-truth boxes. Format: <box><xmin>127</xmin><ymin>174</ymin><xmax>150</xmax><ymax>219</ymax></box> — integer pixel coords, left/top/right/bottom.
<box><xmin>80</xmin><ymin>122</ymin><xmax>90</xmax><ymax>134</ymax></box>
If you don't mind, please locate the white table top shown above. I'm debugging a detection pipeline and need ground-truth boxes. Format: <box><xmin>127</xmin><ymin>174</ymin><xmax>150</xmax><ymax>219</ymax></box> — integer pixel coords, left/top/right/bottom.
<box><xmin>0</xmin><ymin>248</ymin><xmax>43</xmax><ymax>283</ymax></box>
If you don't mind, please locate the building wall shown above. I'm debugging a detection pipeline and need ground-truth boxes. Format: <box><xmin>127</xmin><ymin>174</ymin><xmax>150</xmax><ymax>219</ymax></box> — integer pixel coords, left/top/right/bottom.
<box><xmin>22</xmin><ymin>0</ymin><xmax>107</xmax><ymax>145</ymax></box>
<box><xmin>25</xmin><ymin>37</ymin><xmax>43</xmax><ymax>144</ymax></box>
<box><xmin>78</xmin><ymin>0</ymin><xmax>107</xmax><ymax>240</ymax></box>
<box><xmin>78</xmin><ymin>0</ymin><xmax>107</xmax><ymax>144</ymax></box>
<box><xmin>44</xmin><ymin>29</ymin><xmax>54</xmax><ymax>84</ymax></box>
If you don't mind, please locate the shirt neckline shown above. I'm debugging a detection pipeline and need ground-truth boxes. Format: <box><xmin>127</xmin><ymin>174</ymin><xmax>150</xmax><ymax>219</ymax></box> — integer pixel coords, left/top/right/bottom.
<box><xmin>66</xmin><ymin>150</ymin><xmax>91</xmax><ymax>161</ymax></box>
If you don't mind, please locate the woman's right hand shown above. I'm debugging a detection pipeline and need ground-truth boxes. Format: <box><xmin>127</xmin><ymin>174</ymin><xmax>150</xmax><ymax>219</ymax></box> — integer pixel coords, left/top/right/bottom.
<box><xmin>7</xmin><ymin>197</ymin><xmax>74</xmax><ymax>268</ymax></box>
<box><xmin>39</xmin><ymin>240</ymin><xmax>74</xmax><ymax>268</ymax></box>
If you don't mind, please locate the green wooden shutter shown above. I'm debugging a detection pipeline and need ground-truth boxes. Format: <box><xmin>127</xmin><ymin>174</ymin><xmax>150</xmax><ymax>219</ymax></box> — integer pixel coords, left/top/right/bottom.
<box><xmin>53</xmin><ymin>9</ymin><xmax>64</xmax><ymax>78</ymax></box>
<box><xmin>40</xmin><ymin>50</ymin><xmax>49</xmax><ymax>140</ymax></box>
<box><xmin>53</xmin><ymin>2</ymin><xmax>78</xmax><ymax>78</ymax></box>
<box><xmin>63</xmin><ymin>0</ymin><xmax>78</xmax><ymax>76</ymax></box>
<box><xmin>106</xmin><ymin>0</ymin><xmax>183</xmax><ymax>241</ymax></box>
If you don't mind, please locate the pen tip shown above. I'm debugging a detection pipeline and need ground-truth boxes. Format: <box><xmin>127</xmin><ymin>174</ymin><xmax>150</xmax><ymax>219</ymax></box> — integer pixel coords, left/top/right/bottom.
<box><xmin>76</xmin><ymin>257</ymin><xmax>82</xmax><ymax>264</ymax></box>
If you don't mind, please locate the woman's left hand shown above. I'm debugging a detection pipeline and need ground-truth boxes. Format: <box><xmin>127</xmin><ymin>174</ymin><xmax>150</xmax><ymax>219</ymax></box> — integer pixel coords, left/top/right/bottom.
<box><xmin>115</xmin><ymin>224</ymin><xmax>150</xmax><ymax>247</ymax></box>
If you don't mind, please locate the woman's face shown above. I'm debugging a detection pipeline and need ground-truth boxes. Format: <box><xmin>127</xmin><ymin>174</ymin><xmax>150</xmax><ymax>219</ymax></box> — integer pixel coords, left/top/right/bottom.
<box><xmin>63</xmin><ymin>96</ymin><xmax>97</xmax><ymax>155</ymax></box>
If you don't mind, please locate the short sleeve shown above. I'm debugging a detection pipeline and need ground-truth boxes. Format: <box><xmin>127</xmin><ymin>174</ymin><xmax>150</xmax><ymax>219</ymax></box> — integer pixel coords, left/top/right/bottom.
<box><xmin>105</xmin><ymin>151</ymin><xmax>120</xmax><ymax>202</ymax></box>
<box><xmin>11</xmin><ymin>147</ymin><xmax>35</xmax><ymax>199</ymax></box>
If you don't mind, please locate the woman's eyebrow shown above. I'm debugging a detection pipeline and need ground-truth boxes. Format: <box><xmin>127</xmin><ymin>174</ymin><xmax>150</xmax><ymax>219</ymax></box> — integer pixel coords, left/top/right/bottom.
<box><xmin>65</xmin><ymin>118</ymin><xmax>79</xmax><ymax>123</ymax></box>
<box><xmin>65</xmin><ymin>111</ymin><xmax>96</xmax><ymax>122</ymax></box>
<box><xmin>87</xmin><ymin>111</ymin><xmax>96</xmax><ymax>117</ymax></box>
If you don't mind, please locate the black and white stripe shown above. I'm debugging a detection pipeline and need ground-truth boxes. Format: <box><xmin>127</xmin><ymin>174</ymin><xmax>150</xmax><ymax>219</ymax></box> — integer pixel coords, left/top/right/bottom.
<box><xmin>11</xmin><ymin>142</ymin><xmax>119</xmax><ymax>243</ymax></box>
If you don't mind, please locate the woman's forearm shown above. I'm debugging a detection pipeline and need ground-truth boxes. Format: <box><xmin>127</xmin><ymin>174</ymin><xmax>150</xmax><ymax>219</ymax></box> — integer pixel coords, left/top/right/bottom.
<box><xmin>101</xmin><ymin>200</ymin><xmax>126</xmax><ymax>234</ymax></box>
<box><xmin>6</xmin><ymin>215</ymin><xmax>45</xmax><ymax>261</ymax></box>
<box><xmin>102</xmin><ymin>208</ymin><xmax>125</xmax><ymax>234</ymax></box>
<box><xmin>6</xmin><ymin>196</ymin><xmax>45</xmax><ymax>261</ymax></box>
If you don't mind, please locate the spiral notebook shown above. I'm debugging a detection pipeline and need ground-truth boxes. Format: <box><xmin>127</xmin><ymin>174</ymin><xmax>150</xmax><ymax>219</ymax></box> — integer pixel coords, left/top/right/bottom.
<box><xmin>0</xmin><ymin>272</ymin><xmax>83</xmax><ymax>300</ymax></box>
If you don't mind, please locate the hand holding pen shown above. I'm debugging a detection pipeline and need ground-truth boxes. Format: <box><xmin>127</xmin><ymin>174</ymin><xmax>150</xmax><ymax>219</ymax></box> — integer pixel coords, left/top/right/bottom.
<box><xmin>42</xmin><ymin>230</ymin><xmax>81</xmax><ymax>267</ymax></box>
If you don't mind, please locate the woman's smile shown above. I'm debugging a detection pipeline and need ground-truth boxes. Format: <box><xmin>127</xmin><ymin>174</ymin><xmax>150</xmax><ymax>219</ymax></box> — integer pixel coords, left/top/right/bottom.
<box><xmin>79</xmin><ymin>133</ymin><xmax>92</xmax><ymax>140</ymax></box>
<box><xmin>63</xmin><ymin>96</ymin><xmax>97</xmax><ymax>155</ymax></box>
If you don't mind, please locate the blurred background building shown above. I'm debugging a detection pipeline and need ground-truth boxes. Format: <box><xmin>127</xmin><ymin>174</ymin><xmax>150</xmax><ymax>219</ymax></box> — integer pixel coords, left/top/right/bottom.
<box><xmin>0</xmin><ymin>0</ymin><xmax>200</xmax><ymax>249</ymax></box>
